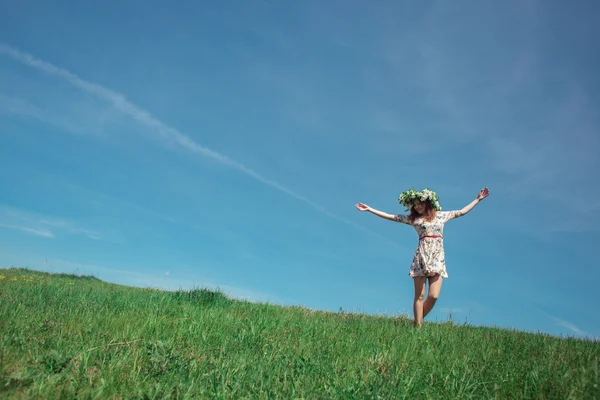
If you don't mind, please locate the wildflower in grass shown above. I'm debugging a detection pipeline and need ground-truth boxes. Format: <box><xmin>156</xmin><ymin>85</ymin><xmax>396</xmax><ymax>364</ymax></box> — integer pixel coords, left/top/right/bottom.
<box><xmin>10</xmin><ymin>277</ymin><xmax>17</xmax><ymax>281</ymax></box>
<box><xmin>356</xmin><ymin>187</ymin><xmax>490</xmax><ymax>327</ymax></box>
<box><xmin>0</xmin><ymin>275</ymin><xmax>5</xmax><ymax>280</ymax></box>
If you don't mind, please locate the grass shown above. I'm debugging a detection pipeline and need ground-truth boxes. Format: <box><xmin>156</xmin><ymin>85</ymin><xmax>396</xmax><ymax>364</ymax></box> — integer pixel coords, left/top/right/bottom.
<box><xmin>0</xmin><ymin>267</ymin><xmax>598</xmax><ymax>399</ymax></box>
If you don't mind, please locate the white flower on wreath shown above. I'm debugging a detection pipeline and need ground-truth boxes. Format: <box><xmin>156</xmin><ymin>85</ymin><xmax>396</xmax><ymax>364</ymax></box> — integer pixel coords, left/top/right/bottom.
<box><xmin>398</xmin><ymin>187</ymin><xmax>442</xmax><ymax>211</ymax></box>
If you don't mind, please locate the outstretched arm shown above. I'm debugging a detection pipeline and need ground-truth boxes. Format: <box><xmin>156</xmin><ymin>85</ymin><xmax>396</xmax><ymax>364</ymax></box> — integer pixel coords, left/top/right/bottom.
<box><xmin>459</xmin><ymin>187</ymin><xmax>489</xmax><ymax>216</ymax></box>
<box><xmin>355</xmin><ymin>202</ymin><xmax>403</xmax><ymax>222</ymax></box>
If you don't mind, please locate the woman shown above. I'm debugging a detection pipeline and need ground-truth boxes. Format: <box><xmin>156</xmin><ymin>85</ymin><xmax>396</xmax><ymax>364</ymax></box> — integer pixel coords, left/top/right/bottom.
<box><xmin>355</xmin><ymin>187</ymin><xmax>489</xmax><ymax>327</ymax></box>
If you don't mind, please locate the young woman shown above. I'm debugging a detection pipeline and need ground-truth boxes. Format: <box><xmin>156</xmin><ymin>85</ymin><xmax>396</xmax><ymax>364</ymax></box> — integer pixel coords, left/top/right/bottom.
<box><xmin>355</xmin><ymin>187</ymin><xmax>489</xmax><ymax>327</ymax></box>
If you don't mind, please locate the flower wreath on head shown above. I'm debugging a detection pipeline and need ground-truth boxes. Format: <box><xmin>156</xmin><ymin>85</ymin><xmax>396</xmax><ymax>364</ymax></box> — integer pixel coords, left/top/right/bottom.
<box><xmin>398</xmin><ymin>187</ymin><xmax>442</xmax><ymax>211</ymax></box>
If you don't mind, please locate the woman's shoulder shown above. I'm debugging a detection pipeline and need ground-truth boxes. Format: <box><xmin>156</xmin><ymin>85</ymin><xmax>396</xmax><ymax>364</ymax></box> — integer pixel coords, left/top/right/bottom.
<box><xmin>436</xmin><ymin>210</ymin><xmax>453</xmax><ymax>218</ymax></box>
<box><xmin>432</xmin><ymin>211</ymin><xmax>450</xmax><ymax>223</ymax></box>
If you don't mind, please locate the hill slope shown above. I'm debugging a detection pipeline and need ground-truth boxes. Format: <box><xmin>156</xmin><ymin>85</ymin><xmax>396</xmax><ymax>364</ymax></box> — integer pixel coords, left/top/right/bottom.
<box><xmin>0</xmin><ymin>267</ymin><xmax>598</xmax><ymax>399</ymax></box>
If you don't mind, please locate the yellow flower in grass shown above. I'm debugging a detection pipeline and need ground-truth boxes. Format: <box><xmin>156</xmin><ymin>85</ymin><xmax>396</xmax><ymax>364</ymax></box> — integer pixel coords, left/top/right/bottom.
<box><xmin>10</xmin><ymin>277</ymin><xmax>17</xmax><ymax>281</ymax></box>
<box><xmin>0</xmin><ymin>275</ymin><xmax>5</xmax><ymax>280</ymax></box>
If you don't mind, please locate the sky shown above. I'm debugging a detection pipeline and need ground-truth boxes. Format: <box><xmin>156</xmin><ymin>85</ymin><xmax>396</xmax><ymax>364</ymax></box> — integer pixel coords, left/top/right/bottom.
<box><xmin>1</xmin><ymin>0</ymin><xmax>599</xmax><ymax>340</ymax></box>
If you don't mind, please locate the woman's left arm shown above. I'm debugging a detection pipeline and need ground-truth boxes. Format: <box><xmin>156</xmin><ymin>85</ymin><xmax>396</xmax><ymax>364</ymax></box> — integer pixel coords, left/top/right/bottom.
<box><xmin>460</xmin><ymin>187</ymin><xmax>489</xmax><ymax>215</ymax></box>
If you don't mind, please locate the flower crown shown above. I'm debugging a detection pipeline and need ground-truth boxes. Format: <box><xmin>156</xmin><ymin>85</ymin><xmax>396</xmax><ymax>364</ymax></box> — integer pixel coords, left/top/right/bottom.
<box><xmin>398</xmin><ymin>187</ymin><xmax>442</xmax><ymax>211</ymax></box>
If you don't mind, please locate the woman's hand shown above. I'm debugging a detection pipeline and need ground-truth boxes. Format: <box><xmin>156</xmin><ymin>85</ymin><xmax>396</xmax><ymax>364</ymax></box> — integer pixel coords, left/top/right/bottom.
<box><xmin>457</xmin><ymin>188</ymin><xmax>489</xmax><ymax>216</ymax></box>
<box><xmin>355</xmin><ymin>202</ymin><xmax>371</xmax><ymax>212</ymax></box>
<box><xmin>356</xmin><ymin>203</ymin><xmax>398</xmax><ymax>221</ymax></box>
<box><xmin>477</xmin><ymin>187</ymin><xmax>490</xmax><ymax>201</ymax></box>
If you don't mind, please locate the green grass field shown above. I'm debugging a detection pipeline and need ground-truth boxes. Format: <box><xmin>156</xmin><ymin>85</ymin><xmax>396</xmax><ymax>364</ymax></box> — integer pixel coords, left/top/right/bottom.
<box><xmin>1</xmin><ymin>267</ymin><xmax>598</xmax><ymax>399</ymax></box>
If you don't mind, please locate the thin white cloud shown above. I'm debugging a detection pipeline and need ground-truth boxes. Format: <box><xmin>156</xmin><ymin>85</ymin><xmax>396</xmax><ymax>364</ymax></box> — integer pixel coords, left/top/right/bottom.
<box><xmin>0</xmin><ymin>43</ymin><xmax>398</xmax><ymax>246</ymax></box>
<box><xmin>535</xmin><ymin>307</ymin><xmax>589</xmax><ymax>338</ymax></box>
<box><xmin>0</xmin><ymin>94</ymin><xmax>47</xmax><ymax>119</ymax></box>
<box><xmin>39</xmin><ymin>218</ymin><xmax>103</xmax><ymax>240</ymax></box>
<box><xmin>0</xmin><ymin>223</ymin><xmax>55</xmax><ymax>238</ymax></box>
<box><xmin>552</xmin><ymin>318</ymin><xmax>588</xmax><ymax>337</ymax></box>
<box><xmin>0</xmin><ymin>93</ymin><xmax>110</xmax><ymax>136</ymax></box>
<box><xmin>0</xmin><ymin>203</ymin><xmax>102</xmax><ymax>240</ymax></box>
<box><xmin>394</xmin><ymin>5</ymin><xmax>600</xmax><ymax>233</ymax></box>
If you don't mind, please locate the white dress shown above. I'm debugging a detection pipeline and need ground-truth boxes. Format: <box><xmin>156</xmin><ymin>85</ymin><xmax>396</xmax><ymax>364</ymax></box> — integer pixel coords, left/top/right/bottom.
<box><xmin>394</xmin><ymin>210</ymin><xmax>464</xmax><ymax>278</ymax></box>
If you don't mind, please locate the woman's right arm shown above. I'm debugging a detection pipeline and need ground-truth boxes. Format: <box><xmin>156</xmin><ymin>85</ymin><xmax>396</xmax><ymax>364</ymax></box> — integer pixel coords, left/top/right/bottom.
<box><xmin>355</xmin><ymin>203</ymin><xmax>408</xmax><ymax>223</ymax></box>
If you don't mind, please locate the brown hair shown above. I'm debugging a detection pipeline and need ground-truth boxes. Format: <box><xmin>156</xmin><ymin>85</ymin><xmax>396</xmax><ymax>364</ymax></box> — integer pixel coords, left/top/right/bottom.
<box><xmin>408</xmin><ymin>199</ymin><xmax>437</xmax><ymax>223</ymax></box>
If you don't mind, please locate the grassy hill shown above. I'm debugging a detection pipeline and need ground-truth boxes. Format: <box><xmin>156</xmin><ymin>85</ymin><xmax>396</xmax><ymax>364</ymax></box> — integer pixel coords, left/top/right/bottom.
<box><xmin>0</xmin><ymin>267</ymin><xmax>598</xmax><ymax>399</ymax></box>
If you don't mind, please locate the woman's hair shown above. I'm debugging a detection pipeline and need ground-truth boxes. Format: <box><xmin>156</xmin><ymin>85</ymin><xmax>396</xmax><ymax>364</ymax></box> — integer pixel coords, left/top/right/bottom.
<box><xmin>408</xmin><ymin>199</ymin><xmax>437</xmax><ymax>222</ymax></box>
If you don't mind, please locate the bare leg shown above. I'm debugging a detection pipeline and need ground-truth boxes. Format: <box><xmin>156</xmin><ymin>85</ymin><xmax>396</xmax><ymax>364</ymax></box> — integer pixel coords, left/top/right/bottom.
<box><xmin>413</xmin><ymin>277</ymin><xmax>427</xmax><ymax>327</ymax></box>
<box><xmin>423</xmin><ymin>274</ymin><xmax>443</xmax><ymax>318</ymax></box>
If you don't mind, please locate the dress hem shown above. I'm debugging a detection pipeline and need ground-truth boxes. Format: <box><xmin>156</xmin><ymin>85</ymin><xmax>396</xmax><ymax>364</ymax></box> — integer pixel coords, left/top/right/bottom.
<box><xmin>409</xmin><ymin>271</ymin><xmax>448</xmax><ymax>278</ymax></box>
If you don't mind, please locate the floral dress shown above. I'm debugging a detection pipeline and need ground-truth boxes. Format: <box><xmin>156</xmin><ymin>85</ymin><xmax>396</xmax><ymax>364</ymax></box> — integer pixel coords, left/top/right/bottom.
<box><xmin>394</xmin><ymin>210</ymin><xmax>464</xmax><ymax>278</ymax></box>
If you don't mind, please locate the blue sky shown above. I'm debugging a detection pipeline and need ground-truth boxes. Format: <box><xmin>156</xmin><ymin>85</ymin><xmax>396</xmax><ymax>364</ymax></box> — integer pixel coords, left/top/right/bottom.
<box><xmin>1</xmin><ymin>1</ymin><xmax>599</xmax><ymax>339</ymax></box>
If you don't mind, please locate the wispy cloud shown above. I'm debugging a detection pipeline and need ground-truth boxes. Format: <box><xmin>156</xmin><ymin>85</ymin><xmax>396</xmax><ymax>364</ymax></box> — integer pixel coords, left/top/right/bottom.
<box><xmin>535</xmin><ymin>307</ymin><xmax>589</xmax><ymax>338</ymax></box>
<box><xmin>39</xmin><ymin>218</ymin><xmax>103</xmax><ymax>240</ymax></box>
<box><xmin>384</xmin><ymin>2</ymin><xmax>600</xmax><ymax>234</ymax></box>
<box><xmin>0</xmin><ymin>94</ymin><xmax>51</xmax><ymax>120</ymax></box>
<box><xmin>552</xmin><ymin>318</ymin><xmax>588</xmax><ymax>338</ymax></box>
<box><xmin>0</xmin><ymin>93</ymin><xmax>115</xmax><ymax>136</ymax></box>
<box><xmin>484</xmin><ymin>84</ymin><xmax>600</xmax><ymax>234</ymax></box>
<box><xmin>0</xmin><ymin>43</ymin><xmax>398</xmax><ymax>246</ymax></box>
<box><xmin>0</xmin><ymin>94</ymin><xmax>82</xmax><ymax>135</ymax></box>
<box><xmin>0</xmin><ymin>203</ymin><xmax>102</xmax><ymax>240</ymax></box>
<box><xmin>0</xmin><ymin>223</ymin><xmax>54</xmax><ymax>238</ymax></box>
